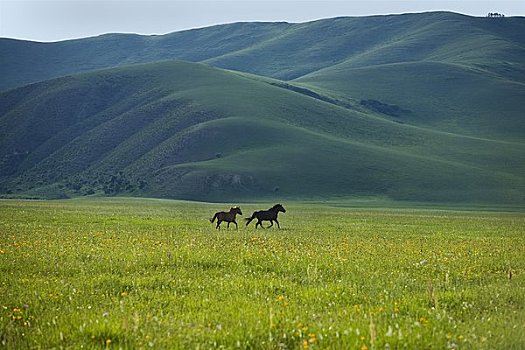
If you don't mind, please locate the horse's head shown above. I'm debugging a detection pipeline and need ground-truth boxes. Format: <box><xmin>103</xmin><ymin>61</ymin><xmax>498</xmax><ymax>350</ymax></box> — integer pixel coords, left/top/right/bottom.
<box><xmin>273</xmin><ymin>204</ymin><xmax>286</xmax><ymax>213</ymax></box>
<box><xmin>231</xmin><ymin>206</ymin><xmax>242</xmax><ymax>215</ymax></box>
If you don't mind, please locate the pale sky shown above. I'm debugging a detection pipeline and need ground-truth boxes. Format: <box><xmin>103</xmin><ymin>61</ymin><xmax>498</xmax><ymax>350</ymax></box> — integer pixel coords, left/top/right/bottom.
<box><xmin>1</xmin><ymin>0</ymin><xmax>524</xmax><ymax>42</ymax></box>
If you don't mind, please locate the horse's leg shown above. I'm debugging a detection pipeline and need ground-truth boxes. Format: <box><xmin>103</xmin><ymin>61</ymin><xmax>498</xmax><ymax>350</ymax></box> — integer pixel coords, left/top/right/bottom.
<box><xmin>256</xmin><ymin>219</ymin><xmax>262</xmax><ymax>229</ymax></box>
<box><xmin>268</xmin><ymin>220</ymin><xmax>274</xmax><ymax>228</ymax></box>
<box><xmin>233</xmin><ymin>220</ymin><xmax>238</xmax><ymax>229</ymax></box>
<box><xmin>216</xmin><ymin>220</ymin><xmax>221</xmax><ymax>229</ymax></box>
<box><xmin>227</xmin><ymin>221</ymin><xmax>231</xmax><ymax>229</ymax></box>
<box><xmin>275</xmin><ymin>219</ymin><xmax>280</xmax><ymax>229</ymax></box>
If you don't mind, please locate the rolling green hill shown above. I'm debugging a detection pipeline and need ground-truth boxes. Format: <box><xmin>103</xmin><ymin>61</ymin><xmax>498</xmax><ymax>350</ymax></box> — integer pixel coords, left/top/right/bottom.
<box><xmin>1</xmin><ymin>12</ymin><xmax>524</xmax><ymax>204</ymax></box>
<box><xmin>2</xmin><ymin>12</ymin><xmax>524</xmax><ymax>90</ymax></box>
<box><xmin>1</xmin><ymin>60</ymin><xmax>523</xmax><ymax>204</ymax></box>
<box><xmin>291</xmin><ymin>13</ymin><xmax>525</xmax><ymax>140</ymax></box>
<box><xmin>0</xmin><ymin>22</ymin><xmax>290</xmax><ymax>91</ymax></box>
<box><xmin>297</xmin><ymin>61</ymin><xmax>525</xmax><ymax>140</ymax></box>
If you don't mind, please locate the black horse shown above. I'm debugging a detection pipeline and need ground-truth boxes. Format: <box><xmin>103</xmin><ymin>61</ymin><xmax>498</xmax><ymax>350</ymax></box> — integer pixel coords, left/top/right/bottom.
<box><xmin>245</xmin><ymin>204</ymin><xmax>286</xmax><ymax>229</ymax></box>
<box><xmin>210</xmin><ymin>206</ymin><xmax>242</xmax><ymax>229</ymax></box>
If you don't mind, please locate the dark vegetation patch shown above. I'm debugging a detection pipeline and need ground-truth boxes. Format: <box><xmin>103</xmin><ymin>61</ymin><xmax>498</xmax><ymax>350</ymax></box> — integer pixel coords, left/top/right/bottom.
<box><xmin>269</xmin><ymin>82</ymin><xmax>355</xmax><ymax>110</ymax></box>
<box><xmin>63</xmin><ymin>171</ymin><xmax>148</xmax><ymax>196</ymax></box>
<box><xmin>360</xmin><ymin>99</ymin><xmax>412</xmax><ymax>118</ymax></box>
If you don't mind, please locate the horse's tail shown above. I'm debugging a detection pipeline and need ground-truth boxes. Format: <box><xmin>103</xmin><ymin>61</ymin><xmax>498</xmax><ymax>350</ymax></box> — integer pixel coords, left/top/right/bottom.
<box><xmin>245</xmin><ymin>213</ymin><xmax>255</xmax><ymax>226</ymax></box>
<box><xmin>210</xmin><ymin>213</ymin><xmax>218</xmax><ymax>223</ymax></box>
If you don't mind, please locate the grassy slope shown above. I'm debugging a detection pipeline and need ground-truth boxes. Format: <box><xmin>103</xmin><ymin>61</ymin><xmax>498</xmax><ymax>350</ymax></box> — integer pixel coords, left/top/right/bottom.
<box><xmin>297</xmin><ymin>61</ymin><xmax>525</xmax><ymax>140</ymax></box>
<box><xmin>0</xmin><ymin>22</ymin><xmax>290</xmax><ymax>91</ymax></box>
<box><xmin>294</xmin><ymin>13</ymin><xmax>525</xmax><ymax>140</ymax></box>
<box><xmin>2</xmin><ymin>12</ymin><xmax>524</xmax><ymax>90</ymax></box>
<box><xmin>0</xmin><ymin>61</ymin><xmax>523</xmax><ymax>204</ymax></box>
<box><xmin>1</xmin><ymin>12</ymin><xmax>523</xmax><ymax>142</ymax></box>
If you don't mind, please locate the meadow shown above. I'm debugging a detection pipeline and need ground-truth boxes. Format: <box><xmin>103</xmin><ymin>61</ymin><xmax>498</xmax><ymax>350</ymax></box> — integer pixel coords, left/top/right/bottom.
<box><xmin>0</xmin><ymin>198</ymin><xmax>524</xmax><ymax>349</ymax></box>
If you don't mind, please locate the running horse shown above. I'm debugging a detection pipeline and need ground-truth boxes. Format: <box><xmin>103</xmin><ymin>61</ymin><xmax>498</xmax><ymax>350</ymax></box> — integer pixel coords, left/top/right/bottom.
<box><xmin>210</xmin><ymin>206</ymin><xmax>243</xmax><ymax>229</ymax></box>
<box><xmin>245</xmin><ymin>204</ymin><xmax>286</xmax><ymax>229</ymax></box>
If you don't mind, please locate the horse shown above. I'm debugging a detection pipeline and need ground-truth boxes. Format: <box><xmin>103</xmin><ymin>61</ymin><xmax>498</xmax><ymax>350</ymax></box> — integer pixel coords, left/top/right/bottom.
<box><xmin>210</xmin><ymin>206</ymin><xmax>242</xmax><ymax>229</ymax></box>
<box><xmin>245</xmin><ymin>204</ymin><xmax>286</xmax><ymax>229</ymax></box>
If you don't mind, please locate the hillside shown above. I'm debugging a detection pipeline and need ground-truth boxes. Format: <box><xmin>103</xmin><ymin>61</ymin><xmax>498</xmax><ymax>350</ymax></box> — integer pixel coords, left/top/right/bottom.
<box><xmin>2</xmin><ymin>12</ymin><xmax>524</xmax><ymax>139</ymax></box>
<box><xmin>1</xmin><ymin>12</ymin><xmax>524</xmax><ymax>204</ymax></box>
<box><xmin>2</xmin><ymin>12</ymin><xmax>524</xmax><ymax>90</ymax></box>
<box><xmin>0</xmin><ymin>22</ymin><xmax>290</xmax><ymax>91</ymax></box>
<box><xmin>297</xmin><ymin>61</ymin><xmax>525</xmax><ymax>140</ymax></box>
<box><xmin>1</xmin><ymin>60</ymin><xmax>523</xmax><ymax>204</ymax></box>
<box><xmin>293</xmin><ymin>13</ymin><xmax>525</xmax><ymax>140</ymax></box>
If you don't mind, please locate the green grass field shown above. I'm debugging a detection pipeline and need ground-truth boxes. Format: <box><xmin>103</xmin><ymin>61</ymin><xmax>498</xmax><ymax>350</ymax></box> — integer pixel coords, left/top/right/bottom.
<box><xmin>1</xmin><ymin>198</ymin><xmax>524</xmax><ymax>349</ymax></box>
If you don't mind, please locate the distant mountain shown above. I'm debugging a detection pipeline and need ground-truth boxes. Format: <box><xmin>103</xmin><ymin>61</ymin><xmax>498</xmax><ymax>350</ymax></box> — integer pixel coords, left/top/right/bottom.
<box><xmin>1</xmin><ymin>12</ymin><xmax>524</xmax><ymax>204</ymax></box>
<box><xmin>1</xmin><ymin>61</ymin><xmax>523</xmax><ymax>203</ymax></box>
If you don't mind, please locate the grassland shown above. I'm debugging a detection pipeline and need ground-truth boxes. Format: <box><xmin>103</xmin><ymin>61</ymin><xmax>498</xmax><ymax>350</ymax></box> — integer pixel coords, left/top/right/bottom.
<box><xmin>1</xmin><ymin>198</ymin><xmax>524</xmax><ymax>349</ymax></box>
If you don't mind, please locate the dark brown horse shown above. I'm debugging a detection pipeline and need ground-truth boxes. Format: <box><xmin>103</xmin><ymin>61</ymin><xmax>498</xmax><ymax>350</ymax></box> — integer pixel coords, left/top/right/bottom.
<box><xmin>245</xmin><ymin>204</ymin><xmax>286</xmax><ymax>229</ymax></box>
<box><xmin>210</xmin><ymin>206</ymin><xmax>242</xmax><ymax>229</ymax></box>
